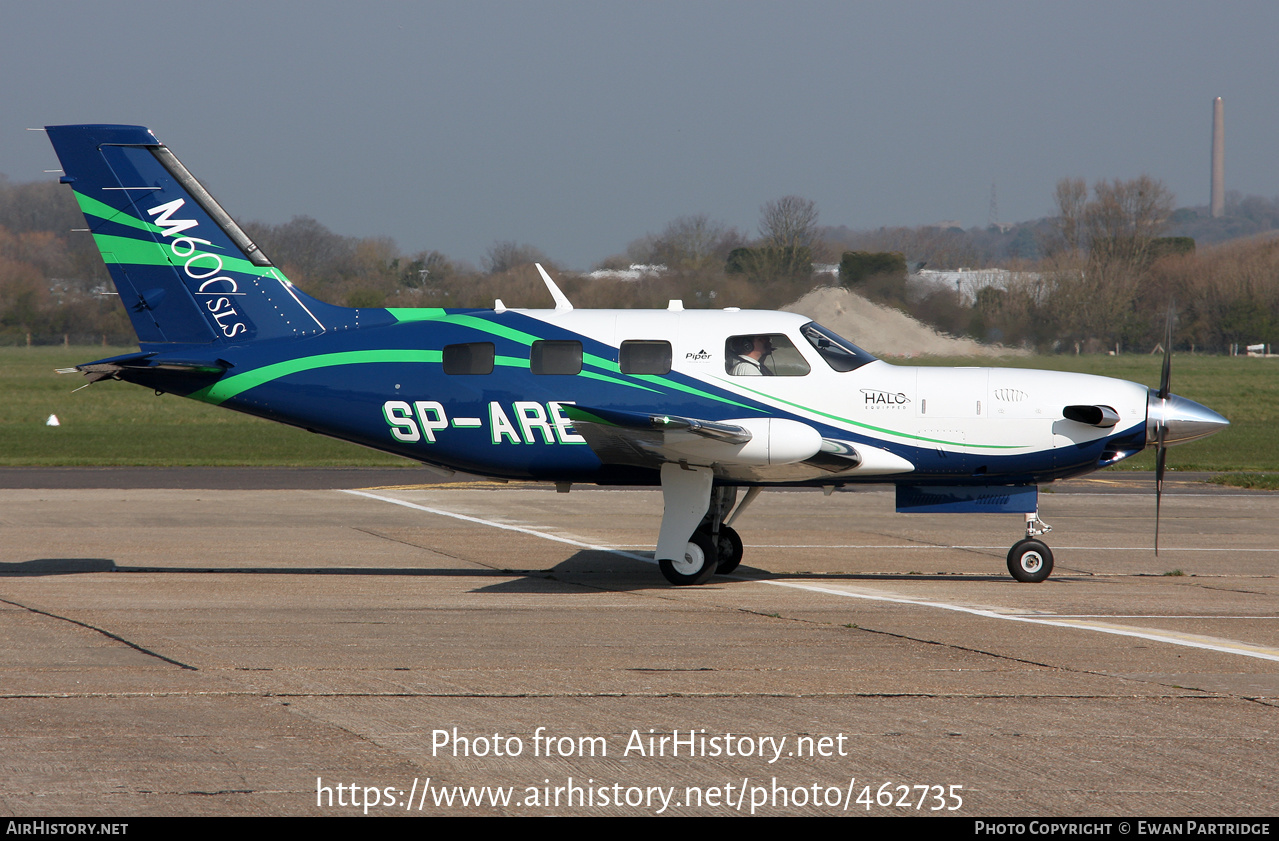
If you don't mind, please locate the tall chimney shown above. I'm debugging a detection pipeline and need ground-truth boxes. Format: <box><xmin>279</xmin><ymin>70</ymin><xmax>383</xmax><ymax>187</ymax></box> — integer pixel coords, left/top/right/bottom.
<box><xmin>1211</xmin><ymin>97</ymin><xmax>1225</xmax><ymax>218</ymax></box>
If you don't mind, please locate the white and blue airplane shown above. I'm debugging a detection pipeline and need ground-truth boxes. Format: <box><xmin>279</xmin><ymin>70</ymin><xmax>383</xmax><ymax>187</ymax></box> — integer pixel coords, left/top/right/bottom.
<box><xmin>43</xmin><ymin>124</ymin><xmax>1229</xmax><ymax>585</ymax></box>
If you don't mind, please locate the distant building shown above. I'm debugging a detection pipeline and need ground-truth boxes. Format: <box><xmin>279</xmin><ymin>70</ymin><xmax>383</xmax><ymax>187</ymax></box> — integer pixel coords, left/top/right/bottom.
<box><xmin>587</xmin><ymin>264</ymin><xmax>667</xmax><ymax>281</ymax></box>
<box><xmin>914</xmin><ymin>268</ymin><xmax>1041</xmax><ymax>305</ymax></box>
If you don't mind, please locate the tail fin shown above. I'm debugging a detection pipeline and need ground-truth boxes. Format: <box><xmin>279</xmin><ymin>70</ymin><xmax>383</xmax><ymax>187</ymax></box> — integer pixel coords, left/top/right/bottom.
<box><xmin>45</xmin><ymin>124</ymin><xmax>368</xmax><ymax>346</ymax></box>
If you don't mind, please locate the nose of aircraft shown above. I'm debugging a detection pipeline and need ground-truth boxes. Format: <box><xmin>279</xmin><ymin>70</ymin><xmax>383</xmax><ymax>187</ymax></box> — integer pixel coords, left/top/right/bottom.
<box><xmin>1146</xmin><ymin>391</ymin><xmax>1230</xmax><ymax>446</ymax></box>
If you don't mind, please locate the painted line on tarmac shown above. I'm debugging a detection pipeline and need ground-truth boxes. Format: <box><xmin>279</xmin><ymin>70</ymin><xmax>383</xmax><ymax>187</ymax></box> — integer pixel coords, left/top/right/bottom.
<box><xmin>1056</xmin><ymin>614</ymin><xmax>1273</xmax><ymax>619</ymax></box>
<box><xmin>344</xmin><ymin>489</ymin><xmax>1279</xmax><ymax>663</ymax></box>
<box><xmin>761</xmin><ymin>579</ymin><xmax>1279</xmax><ymax>663</ymax></box>
<box><xmin>751</xmin><ymin>544</ymin><xmax>1279</xmax><ymax>552</ymax></box>
<box><xmin>340</xmin><ymin>489</ymin><xmax>652</xmax><ymax>563</ymax></box>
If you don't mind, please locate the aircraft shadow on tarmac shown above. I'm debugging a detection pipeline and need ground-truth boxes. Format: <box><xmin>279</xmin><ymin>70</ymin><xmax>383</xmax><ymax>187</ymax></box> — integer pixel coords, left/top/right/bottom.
<box><xmin>1</xmin><ymin>552</ymin><xmax>1021</xmax><ymax>588</ymax></box>
<box><xmin>1</xmin><ymin>558</ymin><xmax>119</xmax><ymax>575</ymax></box>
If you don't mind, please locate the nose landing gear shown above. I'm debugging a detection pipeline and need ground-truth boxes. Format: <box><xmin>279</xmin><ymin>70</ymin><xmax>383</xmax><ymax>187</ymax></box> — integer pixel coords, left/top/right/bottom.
<box><xmin>1007</xmin><ymin>511</ymin><xmax>1054</xmax><ymax>583</ymax></box>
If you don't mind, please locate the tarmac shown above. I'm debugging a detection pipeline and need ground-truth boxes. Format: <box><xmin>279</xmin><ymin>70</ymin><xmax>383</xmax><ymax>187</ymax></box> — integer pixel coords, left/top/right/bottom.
<box><xmin>1</xmin><ymin>469</ymin><xmax>1275</xmax><ymax>816</ymax></box>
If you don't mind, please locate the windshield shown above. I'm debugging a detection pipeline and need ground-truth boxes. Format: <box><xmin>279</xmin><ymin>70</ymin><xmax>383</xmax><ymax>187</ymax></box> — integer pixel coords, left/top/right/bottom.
<box><xmin>800</xmin><ymin>322</ymin><xmax>877</xmax><ymax>372</ymax></box>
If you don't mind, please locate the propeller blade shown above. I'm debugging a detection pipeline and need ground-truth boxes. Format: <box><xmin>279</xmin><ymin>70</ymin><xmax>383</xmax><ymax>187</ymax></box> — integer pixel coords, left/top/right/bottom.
<box><xmin>1154</xmin><ymin>426</ymin><xmax>1167</xmax><ymax>555</ymax></box>
<box><xmin>1154</xmin><ymin>301</ymin><xmax>1174</xmax><ymax>554</ymax></box>
<box><xmin>1158</xmin><ymin>304</ymin><xmax>1174</xmax><ymax>400</ymax></box>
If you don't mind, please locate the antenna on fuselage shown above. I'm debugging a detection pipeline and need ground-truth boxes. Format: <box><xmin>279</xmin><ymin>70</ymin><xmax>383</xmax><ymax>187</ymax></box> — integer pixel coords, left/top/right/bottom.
<box><xmin>536</xmin><ymin>263</ymin><xmax>573</xmax><ymax>312</ymax></box>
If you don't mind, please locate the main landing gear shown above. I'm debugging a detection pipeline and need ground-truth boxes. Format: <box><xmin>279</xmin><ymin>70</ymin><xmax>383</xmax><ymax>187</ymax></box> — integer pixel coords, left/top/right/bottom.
<box><xmin>1007</xmin><ymin>511</ymin><xmax>1054</xmax><ymax>583</ymax></box>
<box><xmin>655</xmin><ymin>464</ymin><xmax>752</xmax><ymax>586</ymax></box>
<box><xmin>654</xmin><ymin>468</ymin><xmax>1059</xmax><ymax>585</ymax></box>
<box><xmin>658</xmin><ymin>529</ymin><xmax>719</xmax><ymax>586</ymax></box>
<box><xmin>658</xmin><ymin>520</ymin><xmax>745</xmax><ymax>585</ymax></box>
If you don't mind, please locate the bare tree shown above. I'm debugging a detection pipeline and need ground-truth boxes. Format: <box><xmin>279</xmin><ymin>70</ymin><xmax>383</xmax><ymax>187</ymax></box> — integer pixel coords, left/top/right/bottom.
<box><xmin>652</xmin><ymin>214</ymin><xmax>742</xmax><ymax>272</ymax></box>
<box><xmin>1045</xmin><ymin>175</ymin><xmax>1176</xmax><ymax>348</ymax></box>
<box><xmin>417</xmin><ymin>250</ymin><xmax>454</xmax><ymax>285</ymax></box>
<box><xmin>483</xmin><ymin>241</ymin><xmax>547</xmax><ymax>274</ymax></box>
<box><xmin>1085</xmin><ymin>175</ymin><xmax>1175</xmax><ymax>267</ymax></box>
<box><xmin>1049</xmin><ymin>177</ymin><xmax>1087</xmax><ymax>255</ymax></box>
<box><xmin>245</xmin><ymin>215</ymin><xmax>357</xmax><ymax>282</ymax></box>
<box><xmin>759</xmin><ymin>196</ymin><xmax>819</xmax><ymax>250</ymax></box>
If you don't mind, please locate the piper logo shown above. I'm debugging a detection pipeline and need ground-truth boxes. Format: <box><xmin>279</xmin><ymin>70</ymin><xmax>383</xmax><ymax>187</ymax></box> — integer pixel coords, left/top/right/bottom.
<box><xmin>684</xmin><ymin>349</ymin><xmax>712</xmax><ymax>362</ymax></box>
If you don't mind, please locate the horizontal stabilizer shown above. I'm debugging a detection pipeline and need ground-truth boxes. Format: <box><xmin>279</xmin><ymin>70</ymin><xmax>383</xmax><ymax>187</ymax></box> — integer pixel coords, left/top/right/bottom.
<box><xmin>61</xmin><ymin>351</ymin><xmax>229</xmax><ymax>385</ymax></box>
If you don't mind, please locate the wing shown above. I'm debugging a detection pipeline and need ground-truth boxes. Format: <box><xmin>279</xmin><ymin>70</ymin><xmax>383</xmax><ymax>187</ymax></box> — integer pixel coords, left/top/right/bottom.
<box><xmin>562</xmin><ymin>404</ymin><xmax>913</xmax><ymax>481</ymax></box>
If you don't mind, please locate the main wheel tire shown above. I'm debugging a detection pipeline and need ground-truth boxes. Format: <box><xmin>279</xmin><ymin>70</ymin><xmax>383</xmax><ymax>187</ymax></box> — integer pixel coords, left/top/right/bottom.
<box><xmin>714</xmin><ymin>525</ymin><xmax>744</xmax><ymax>574</ymax></box>
<box><xmin>1007</xmin><ymin>538</ymin><xmax>1054</xmax><ymax>583</ymax></box>
<box><xmin>659</xmin><ymin>531</ymin><xmax>718</xmax><ymax>586</ymax></box>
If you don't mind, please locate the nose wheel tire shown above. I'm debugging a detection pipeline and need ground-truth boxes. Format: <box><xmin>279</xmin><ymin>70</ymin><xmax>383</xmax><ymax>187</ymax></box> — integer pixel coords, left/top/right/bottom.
<box><xmin>713</xmin><ymin>525</ymin><xmax>744</xmax><ymax>575</ymax></box>
<box><xmin>1007</xmin><ymin>539</ymin><xmax>1054</xmax><ymax>583</ymax></box>
<box><xmin>659</xmin><ymin>531</ymin><xmax>719</xmax><ymax>586</ymax></box>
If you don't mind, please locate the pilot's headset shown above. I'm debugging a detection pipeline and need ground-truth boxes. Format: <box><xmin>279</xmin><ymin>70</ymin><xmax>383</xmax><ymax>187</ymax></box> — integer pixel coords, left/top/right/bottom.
<box><xmin>729</xmin><ymin>336</ymin><xmax>756</xmax><ymax>357</ymax></box>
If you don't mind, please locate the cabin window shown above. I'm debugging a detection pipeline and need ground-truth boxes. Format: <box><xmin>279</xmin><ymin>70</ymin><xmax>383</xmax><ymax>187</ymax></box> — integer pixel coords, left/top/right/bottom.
<box><xmin>725</xmin><ymin>334</ymin><xmax>810</xmax><ymax>376</ymax></box>
<box><xmin>531</xmin><ymin>340</ymin><xmax>582</xmax><ymax>375</ymax></box>
<box><xmin>800</xmin><ymin>322</ymin><xmax>877</xmax><ymax>372</ymax></box>
<box><xmin>442</xmin><ymin>342</ymin><xmax>495</xmax><ymax>375</ymax></box>
<box><xmin>619</xmin><ymin>340</ymin><xmax>672</xmax><ymax>375</ymax></box>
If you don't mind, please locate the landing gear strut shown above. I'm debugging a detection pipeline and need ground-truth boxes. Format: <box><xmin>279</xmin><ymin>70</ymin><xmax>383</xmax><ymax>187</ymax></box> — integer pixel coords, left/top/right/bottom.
<box><xmin>704</xmin><ymin>485</ymin><xmax>744</xmax><ymax>574</ymax></box>
<box><xmin>655</xmin><ymin>467</ymin><xmax>752</xmax><ymax>585</ymax></box>
<box><xmin>656</xmin><ymin>464</ymin><xmax>717</xmax><ymax>586</ymax></box>
<box><xmin>1007</xmin><ymin>511</ymin><xmax>1054</xmax><ymax>582</ymax></box>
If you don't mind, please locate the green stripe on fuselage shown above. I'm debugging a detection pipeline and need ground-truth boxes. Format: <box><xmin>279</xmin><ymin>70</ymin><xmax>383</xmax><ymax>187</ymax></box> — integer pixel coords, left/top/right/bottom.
<box><xmin>189</xmin><ymin>345</ymin><xmax>664</xmax><ymax>408</ymax></box>
<box><xmin>723</xmin><ymin>378</ymin><xmax>1025</xmax><ymax>450</ymax></box>
<box><xmin>385</xmin><ymin>308</ymin><xmax>448</xmax><ymax>321</ymax></box>
<box><xmin>190</xmin><ymin>349</ymin><xmax>443</xmax><ymax>404</ymax></box>
<box><xmin>635</xmin><ymin>374</ymin><xmax>754</xmax><ymax>411</ymax></box>
<box><xmin>388</xmin><ymin>310</ymin><xmax>665</xmax><ymax>395</ymax></box>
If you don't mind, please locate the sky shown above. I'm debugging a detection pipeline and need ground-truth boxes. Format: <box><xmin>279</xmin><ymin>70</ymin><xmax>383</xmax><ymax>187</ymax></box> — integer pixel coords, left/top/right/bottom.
<box><xmin>3</xmin><ymin>1</ymin><xmax>1277</xmax><ymax>270</ymax></box>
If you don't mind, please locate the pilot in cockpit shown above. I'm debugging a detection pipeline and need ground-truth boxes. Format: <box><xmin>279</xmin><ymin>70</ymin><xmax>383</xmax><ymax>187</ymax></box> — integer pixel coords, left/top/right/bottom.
<box><xmin>728</xmin><ymin>335</ymin><xmax>774</xmax><ymax>376</ymax></box>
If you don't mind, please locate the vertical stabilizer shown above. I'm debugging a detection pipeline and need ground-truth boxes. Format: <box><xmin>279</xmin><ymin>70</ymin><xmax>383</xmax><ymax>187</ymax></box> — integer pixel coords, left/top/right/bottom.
<box><xmin>45</xmin><ymin>124</ymin><xmax>370</xmax><ymax>346</ymax></box>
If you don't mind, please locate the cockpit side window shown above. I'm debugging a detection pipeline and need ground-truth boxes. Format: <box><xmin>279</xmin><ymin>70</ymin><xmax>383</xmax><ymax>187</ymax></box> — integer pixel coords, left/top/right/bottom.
<box><xmin>725</xmin><ymin>334</ymin><xmax>810</xmax><ymax>376</ymax></box>
<box><xmin>800</xmin><ymin>322</ymin><xmax>876</xmax><ymax>372</ymax></box>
